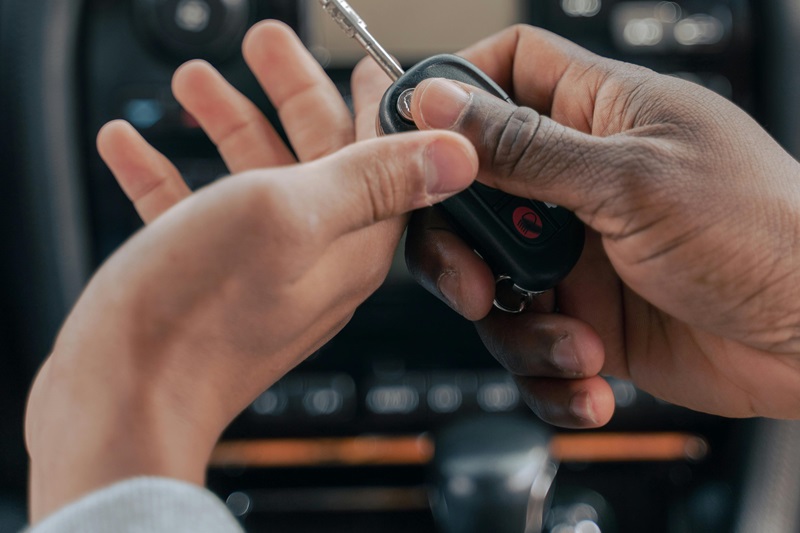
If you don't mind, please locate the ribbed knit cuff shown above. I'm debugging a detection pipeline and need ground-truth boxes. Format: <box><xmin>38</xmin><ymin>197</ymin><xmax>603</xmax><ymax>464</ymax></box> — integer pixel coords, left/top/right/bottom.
<box><xmin>26</xmin><ymin>477</ymin><xmax>243</xmax><ymax>533</ymax></box>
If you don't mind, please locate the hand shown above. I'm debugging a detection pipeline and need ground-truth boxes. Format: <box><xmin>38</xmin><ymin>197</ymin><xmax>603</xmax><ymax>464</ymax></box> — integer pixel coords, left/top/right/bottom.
<box><xmin>404</xmin><ymin>25</ymin><xmax>800</xmax><ymax>428</ymax></box>
<box><xmin>25</xmin><ymin>21</ymin><xmax>478</xmax><ymax>522</ymax></box>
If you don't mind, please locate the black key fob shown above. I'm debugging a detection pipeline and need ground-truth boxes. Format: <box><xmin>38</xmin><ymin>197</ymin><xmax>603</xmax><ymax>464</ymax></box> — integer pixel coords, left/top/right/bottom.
<box><xmin>378</xmin><ymin>54</ymin><xmax>585</xmax><ymax>296</ymax></box>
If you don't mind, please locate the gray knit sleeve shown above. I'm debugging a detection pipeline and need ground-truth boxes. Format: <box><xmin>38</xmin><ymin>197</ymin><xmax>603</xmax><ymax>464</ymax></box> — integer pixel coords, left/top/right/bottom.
<box><xmin>26</xmin><ymin>477</ymin><xmax>244</xmax><ymax>533</ymax></box>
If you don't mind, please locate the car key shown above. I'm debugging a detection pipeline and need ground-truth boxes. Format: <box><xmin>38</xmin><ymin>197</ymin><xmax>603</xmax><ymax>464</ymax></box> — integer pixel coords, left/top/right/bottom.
<box><xmin>320</xmin><ymin>0</ymin><xmax>585</xmax><ymax>312</ymax></box>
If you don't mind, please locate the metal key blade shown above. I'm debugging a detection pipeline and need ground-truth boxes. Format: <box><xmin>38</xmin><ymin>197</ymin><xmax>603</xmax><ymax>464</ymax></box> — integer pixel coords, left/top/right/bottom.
<box><xmin>319</xmin><ymin>0</ymin><xmax>404</xmax><ymax>81</ymax></box>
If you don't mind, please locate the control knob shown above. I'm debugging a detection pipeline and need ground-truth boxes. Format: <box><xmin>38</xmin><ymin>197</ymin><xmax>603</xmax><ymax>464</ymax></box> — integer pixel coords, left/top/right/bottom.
<box><xmin>134</xmin><ymin>0</ymin><xmax>251</xmax><ymax>61</ymax></box>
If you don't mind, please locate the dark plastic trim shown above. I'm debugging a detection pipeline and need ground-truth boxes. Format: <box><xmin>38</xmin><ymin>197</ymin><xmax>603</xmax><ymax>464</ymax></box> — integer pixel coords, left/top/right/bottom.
<box><xmin>734</xmin><ymin>6</ymin><xmax>800</xmax><ymax>532</ymax></box>
<box><xmin>735</xmin><ymin>420</ymin><xmax>800</xmax><ymax>533</ymax></box>
<box><xmin>761</xmin><ymin>0</ymin><xmax>800</xmax><ymax>158</ymax></box>
<box><xmin>1</xmin><ymin>0</ymin><xmax>91</xmax><ymax>368</ymax></box>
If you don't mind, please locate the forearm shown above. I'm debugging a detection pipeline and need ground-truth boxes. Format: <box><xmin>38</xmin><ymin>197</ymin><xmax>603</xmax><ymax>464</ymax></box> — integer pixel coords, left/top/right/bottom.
<box><xmin>25</xmin><ymin>341</ymin><xmax>217</xmax><ymax>523</ymax></box>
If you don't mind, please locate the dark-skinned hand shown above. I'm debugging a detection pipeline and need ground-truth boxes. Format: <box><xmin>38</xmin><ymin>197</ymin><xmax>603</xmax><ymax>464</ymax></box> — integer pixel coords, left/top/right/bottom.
<box><xmin>398</xmin><ymin>25</ymin><xmax>800</xmax><ymax>428</ymax></box>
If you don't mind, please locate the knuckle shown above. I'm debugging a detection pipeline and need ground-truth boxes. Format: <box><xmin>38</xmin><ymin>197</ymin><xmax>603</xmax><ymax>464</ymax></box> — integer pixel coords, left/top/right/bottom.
<box><xmin>497</xmin><ymin>354</ymin><xmax>531</xmax><ymax>376</ymax></box>
<box><xmin>479</xmin><ymin>326</ymin><xmax>525</xmax><ymax>374</ymax></box>
<box><xmin>517</xmin><ymin>380</ymin><xmax>557</xmax><ymax>423</ymax></box>
<box><xmin>606</xmin><ymin>137</ymin><xmax>668</xmax><ymax>185</ymax></box>
<box><xmin>485</xmin><ymin>106</ymin><xmax>545</xmax><ymax>181</ymax></box>
<box><xmin>532</xmin><ymin>124</ymin><xmax>576</xmax><ymax>181</ymax></box>
<box><xmin>215</xmin><ymin>112</ymin><xmax>260</xmax><ymax>151</ymax></box>
<box><xmin>237</xmin><ymin>175</ymin><xmax>304</xmax><ymax>245</ymax></box>
<box><xmin>236</xmin><ymin>177</ymin><xmax>283</xmax><ymax>231</ymax></box>
<box><xmin>509</xmin><ymin>23</ymin><xmax>549</xmax><ymax>44</ymax></box>
<box><xmin>360</xmin><ymin>156</ymin><xmax>408</xmax><ymax>224</ymax></box>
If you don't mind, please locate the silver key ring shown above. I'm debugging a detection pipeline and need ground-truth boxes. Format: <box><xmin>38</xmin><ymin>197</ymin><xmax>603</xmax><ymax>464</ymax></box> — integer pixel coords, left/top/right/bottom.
<box><xmin>493</xmin><ymin>275</ymin><xmax>538</xmax><ymax>314</ymax></box>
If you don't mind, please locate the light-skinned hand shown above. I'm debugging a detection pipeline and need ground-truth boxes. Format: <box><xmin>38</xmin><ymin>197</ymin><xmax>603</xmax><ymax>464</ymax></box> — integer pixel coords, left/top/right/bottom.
<box><xmin>25</xmin><ymin>21</ymin><xmax>477</xmax><ymax>522</ymax></box>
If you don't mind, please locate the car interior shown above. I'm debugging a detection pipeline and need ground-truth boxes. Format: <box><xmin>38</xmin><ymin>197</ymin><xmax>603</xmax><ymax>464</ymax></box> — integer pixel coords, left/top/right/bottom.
<box><xmin>2</xmin><ymin>0</ymin><xmax>800</xmax><ymax>532</ymax></box>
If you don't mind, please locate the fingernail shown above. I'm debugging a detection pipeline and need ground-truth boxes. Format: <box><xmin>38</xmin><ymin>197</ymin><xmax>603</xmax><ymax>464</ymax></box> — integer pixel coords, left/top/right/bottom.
<box><xmin>417</xmin><ymin>79</ymin><xmax>471</xmax><ymax>129</ymax></box>
<box><xmin>569</xmin><ymin>391</ymin><xmax>598</xmax><ymax>424</ymax></box>
<box><xmin>437</xmin><ymin>271</ymin><xmax>461</xmax><ymax>314</ymax></box>
<box><xmin>551</xmin><ymin>335</ymin><xmax>583</xmax><ymax>376</ymax></box>
<box><xmin>425</xmin><ymin>139</ymin><xmax>476</xmax><ymax>196</ymax></box>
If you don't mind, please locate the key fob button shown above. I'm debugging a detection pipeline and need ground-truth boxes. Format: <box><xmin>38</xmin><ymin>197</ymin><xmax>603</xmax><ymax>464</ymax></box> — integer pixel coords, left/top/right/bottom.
<box><xmin>500</xmin><ymin>201</ymin><xmax>556</xmax><ymax>244</ymax></box>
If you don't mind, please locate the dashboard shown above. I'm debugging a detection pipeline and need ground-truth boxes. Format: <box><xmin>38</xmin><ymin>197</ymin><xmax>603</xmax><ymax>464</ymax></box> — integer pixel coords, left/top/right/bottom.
<box><xmin>2</xmin><ymin>1</ymin><xmax>800</xmax><ymax>532</ymax></box>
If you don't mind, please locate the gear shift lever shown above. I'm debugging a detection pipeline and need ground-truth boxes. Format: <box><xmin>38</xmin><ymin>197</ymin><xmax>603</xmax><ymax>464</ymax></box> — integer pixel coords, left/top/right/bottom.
<box><xmin>430</xmin><ymin>416</ymin><xmax>558</xmax><ymax>533</ymax></box>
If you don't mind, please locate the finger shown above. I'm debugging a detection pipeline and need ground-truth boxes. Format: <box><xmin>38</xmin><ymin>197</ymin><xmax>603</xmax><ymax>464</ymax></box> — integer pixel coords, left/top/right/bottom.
<box><xmin>555</xmin><ymin>230</ymin><xmax>629</xmax><ymax>379</ymax></box>
<box><xmin>97</xmin><ymin>120</ymin><xmax>191</xmax><ymax>224</ymax></box>
<box><xmin>405</xmin><ymin>208</ymin><xmax>495</xmax><ymax>321</ymax></box>
<box><xmin>172</xmin><ymin>60</ymin><xmax>294</xmax><ymax>173</ymax></box>
<box><xmin>457</xmin><ymin>24</ymin><xmax>604</xmax><ymax>115</ymax></box>
<box><xmin>515</xmin><ymin>375</ymin><xmax>615</xmax><ymax>428</ymax></box>
<box><xmin>410</xmin><ymin>78</ymin><xmax>651</xmax><ymax>217</ymax></box>
<box><xmin>476</xmin><ymin>308</ymin><xmax>605</xmax><ymax>379</ymax></box>
<box><xmin>273</xmin><ymin>131</ymin><xmax>478</xmax><ymax>246</ymax></box>
<box><xmin>351</xmin><ymin>57</ymin><xmax>394</xmax><ymax>141</ymax></box>
<box><xmin>349</xmin><ymin>57</ymin><xmax>419</xmax><ymax>255</ymax></box>
<box><xmin>243</xmin><ymin>20</ymin><xmax>354</xmax><ymax>161</ymax></box>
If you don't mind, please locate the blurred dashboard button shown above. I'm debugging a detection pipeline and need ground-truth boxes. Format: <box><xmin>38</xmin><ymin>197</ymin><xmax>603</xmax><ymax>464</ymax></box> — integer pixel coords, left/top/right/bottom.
<box><xmin>123</xmin><ymin>99</ymin><xmax>164</xmax><ymax>129</ymax></box>
<box><xmin>674</xmin><ymin>14</ymin><xmax>725</xmax><ymax>46</ymax></box>
<box><xmin>561</xmin><ymin>0</ymin><xmax>602</xmax><ymax>18</ymax></box>
<box><xmin>301</xmin><ymin>374</ymin><xmax>356</xmax><ymax>420</ymax></box>
<box><xmin>251</xmin><ymin>388</ymin><xmax>288</xmax><ymax>417</ymax></box>
<box><xmin>609</xmin><ymin>378</ymin><xmax>638</xmax><ymax>408</ymax></box>
<box><xmin>303</xmin><ymin>388</ymin><xmax>344</xmax><ymax>416</ymax></box>
<box><xmin>367</xmin><ymin>385</ymin><xmax>420</xmax><ymax>415</ymax></box>
<box><xmin>428</xmin><ymin>383</ymin><xmax>463</xmax><ymax>414</ymax></box>
<box><xmin>133</xmin><ymin>0</ymin><xmax>252</xmax><ymax>61</ymax></box>
<box><xmin>477</xmin><ymin>374</ymin><xmax>520</xmax><ymax>413</ymax></box>
<box><xmin>611</xmin><ymin>2</ymin><xmax>731</xmax><ymax>54</ymax></box>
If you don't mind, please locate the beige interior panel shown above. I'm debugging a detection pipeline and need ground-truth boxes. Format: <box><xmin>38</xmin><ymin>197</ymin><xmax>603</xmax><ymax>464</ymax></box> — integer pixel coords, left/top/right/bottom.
<box><xmin>304</xmin><ymin>0</ymin><xmax>525</xmax><ymax>67</ymax></box>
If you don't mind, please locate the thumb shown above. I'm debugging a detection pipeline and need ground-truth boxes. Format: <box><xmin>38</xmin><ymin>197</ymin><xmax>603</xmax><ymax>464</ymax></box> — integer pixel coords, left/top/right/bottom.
<box><xmin>300</xmin><ymin>130</ymin><xmax>478</xmax><ymax>240</ymax></box>
<box><xmin>411</xmin><ymin>78</ymin><xmax>634</xmax><ymax>213</ymax></box>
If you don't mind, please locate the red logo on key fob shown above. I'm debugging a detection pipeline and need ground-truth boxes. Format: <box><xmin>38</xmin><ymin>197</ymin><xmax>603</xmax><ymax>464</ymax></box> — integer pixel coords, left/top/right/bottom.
<box><xmin>513</xmin><ymin>207</ymin><xmax>543</xmax><ymax>239</ymax></box>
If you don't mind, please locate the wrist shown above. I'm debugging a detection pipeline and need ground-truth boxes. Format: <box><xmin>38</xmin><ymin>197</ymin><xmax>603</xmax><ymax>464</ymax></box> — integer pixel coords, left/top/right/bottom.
<box><xmin>25</xmin><ymin>346</ymin><xmax>219</xmax><ymax>523</ymax></box>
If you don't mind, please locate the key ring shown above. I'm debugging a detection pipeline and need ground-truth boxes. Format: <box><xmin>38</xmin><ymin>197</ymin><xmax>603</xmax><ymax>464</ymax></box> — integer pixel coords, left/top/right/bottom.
<box><xmin>493</xmin><ymin>275</ymin><xmax>538</xmax><ymax>314</ymax></box>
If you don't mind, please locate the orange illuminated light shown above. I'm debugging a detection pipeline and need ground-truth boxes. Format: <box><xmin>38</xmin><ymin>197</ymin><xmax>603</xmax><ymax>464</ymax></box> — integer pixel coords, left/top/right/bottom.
<box><xmin>551</xmin><ymin>432</ymin><xmax>708</xmax><ymax>463</ymax></box>
<box><xmin>211</xmin><ymin>435</ymin><xmax>435</xmax><ymax>468</ymax></box>
<box><xmin>210</xmin><ymin>432</ymin><xmax>707</xmax><ymax>469</ymax></box>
